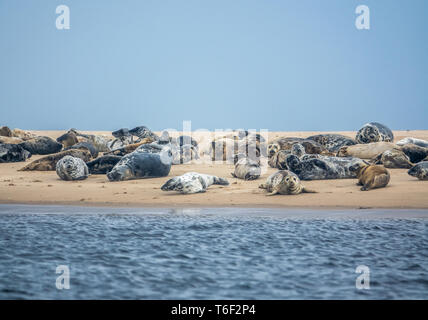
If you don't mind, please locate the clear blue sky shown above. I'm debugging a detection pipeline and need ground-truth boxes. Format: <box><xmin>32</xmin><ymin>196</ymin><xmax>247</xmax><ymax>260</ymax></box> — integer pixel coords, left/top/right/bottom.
<box><xmin>0</xmin><ymin>0</ymin><xmax>427</xmax><ymax>131</ymax></box>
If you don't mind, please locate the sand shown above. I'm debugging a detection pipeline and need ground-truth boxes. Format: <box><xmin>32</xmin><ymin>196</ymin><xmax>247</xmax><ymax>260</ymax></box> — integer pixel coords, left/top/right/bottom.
<box><xmin>1</xmin><ymin>130</ymin><xmax>427</xmax><ymax>209</ymax></box>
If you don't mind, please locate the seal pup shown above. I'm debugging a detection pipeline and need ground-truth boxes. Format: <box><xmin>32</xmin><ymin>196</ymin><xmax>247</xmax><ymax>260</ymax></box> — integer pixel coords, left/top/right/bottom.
<box><xmin>396</xmin><ymin>137</ymin><xmax>428</xmax><ymax>148</ymax></box>
<box><xmin>56</xmin><ymin>156</ymin><xmax>89</xmax><ymax>181</ymax></box>
<box><xmin>259</xmin><ymin>170</ymin><xmax>316</xmax><ymax>195</ymax></box>
<box><xmin>86</xmin><ymin>155</ymin><xmax>122</xmax><ymax>174</ymax></box>
<box><xmin>356</xmin><ymin>122</ymin><xmax>394</xmax><ymax>144</ymax></box>
<box><xmin>19</xmin><ymin>136</ymin><xmax>62</xmax><ymax>155</ymax></box>
<box><xmin>57</xmin><ymin>131</ymin><xmax>79</xmax><ymax>148</ymax></box>
<box><xmin>161</xmin><ymin>172</ymin><xmax>229</xmax><ymax>194</ymax></box>
<box><xmin>354</xmin><ymin>164</ymin><xmax>390</xmax><ymax>191</ymax></box>
<box><xmin>337</xmin><ymin>142</ymin><xmax>397</xmax><ymax>159</ymax></box>
<box><xmin>286</xmin><ymin>154</ymin><xmax>366</xmax><ymax>180</ymax></box>
<box><xmin>0</xmin><ymin>144</ymin><xmax>31</xmax><ymax>163</ymax></box>
<box><xmin>408</xmin><ymin>161</ymin><xmax>428</xmax><ymax>180</ymax></box>
<box><xmin>19</xmin><ymin>149</ymin><xmax>91</xmax><ymax>171</ymax></box>
<box><xmin>306</xmin><ymin>134</ymin><xmax>356</xmax><ymax>152</ymax></box>
<box><xmin>373</xmin><ymin>149</ymin><xmax>413</xmax><ymax>169</ymax></box>
<box><xmin>231</xmin><ymin>157</ymin><xmax>261</xmax><ymax>180</ymax></box>
<box><xmin>107</xmin><ymin>145</ymin><xmax>172</xmax><ymax>181</ymax></box>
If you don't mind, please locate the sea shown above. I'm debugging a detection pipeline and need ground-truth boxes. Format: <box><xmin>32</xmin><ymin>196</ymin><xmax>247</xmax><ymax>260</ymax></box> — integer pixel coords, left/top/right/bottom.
<box><xmin>0</xmin><ymin>204</ymin><xmax>427</xmax><ymax>299</ymax></box>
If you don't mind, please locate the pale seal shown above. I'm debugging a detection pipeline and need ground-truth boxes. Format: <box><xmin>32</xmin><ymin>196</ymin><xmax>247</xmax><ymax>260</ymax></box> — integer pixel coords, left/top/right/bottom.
<box><xmin>408</xmin><ymin>161</ymin><xmax>428</xmax><ymax>180</ymax></box>
<box><xmin>231</xmin><ymin>157</ymin><xmax>261</xmax><ymax>180</ymax></box>
<box><xmin>0</xmin><ymin>144</ymin><xmax>31</xmax><ymax>163</ymax></box>
<box><xmin>396</xmin><ymin>137</ymin><xmax>428</xmax><ymax>148</ymax></box>
<box><xmin>161</xmin><ymin>172</ymin><xmax>229</xmax><ymax>194</ymax></box>
<box><xmin>86</xmin><ymin>155</ymin><xmax>122</xmax><ymax>174</ymax></box>
<box><xmin>19</xmin><ymin>136</ymin><xmax>62</xmax><ymax>155</ymax></box>
<box><xmin>356</xmin><ymin>122</ymin><xmax>394</xmax><ymax>144</ymax></box>
<box><xmin>259</xmin><ymin>170</ymin><xmax>316</xmax><ymax>195</ymax></box>
<box><xmin>306</xmin><ymin>134</ymin><xmax>356</xmax><ymax>152</ymax></box>
<box><xmin>56</xmin><ymin>155</ymin><xmax>89</xmax><ymax>181</ymax></box>
<box><xmin>337</xmin><ymin>142</ymin><xmax>397</xmax><ymax>159</ymax></box>
<box><xmin>19</xmin><ymin>149</ymin><xmax>91</xmax><ymax>171</ymax></box>
<box><xmin>107</xmin><ymin>144</ymin><xmax>172</xmax><ymax>181</ymax></box>
<box><xmin>354</xmin><ymin>164</ymin><xmax>390</xmax><ymax>191</ymax></box>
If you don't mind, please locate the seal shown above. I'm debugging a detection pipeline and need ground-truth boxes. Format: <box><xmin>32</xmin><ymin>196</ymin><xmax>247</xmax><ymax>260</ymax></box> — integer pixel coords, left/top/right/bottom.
<box><xmin>0</xmin><ymin>136</ymin><xmax>23</xmax><ymax>144</ymax></box>
<box><xmin>268</xmin><ymin>143</ymin><xmax>306</xmax><ymax>169</ymax></box>
<box><xmin>373</xmin><ymin>149</ymin><xmax>413</xmax><ymax>169</ymax></box>
<box><xmin>19</xmin><ymin>149</ymin><xmax>91</xmax><ymax>171</ymax></box>
<box><xmin>171</xmin><ymin>144</ymin><xmax>199</xmax><ymax>164</ymax></box>
<box><xmin>408</xmin><ymin>161</ymin><xmax>428</xmax><ymax>180</ymax></box>
<box><xmin>231</xmin><ymin>157</ymin><xmax>261</xmax><ymax>180</ymax></box>
<box><xmin>356</xmin><ymin>122</ymin><xmax>394</xmax><ymax>144</ymax></box>
<box><xmin>0</xmin><ymin>126</ymin><xmax>12</xmax><ymax>137</ymax></box>
<box><xmin>400</xmin><ymin>144</ymin><xmax>428</xmax><ymax>163</ymax></box>
<box><xmin>161</xmin><ymin>172</ymin><xmax>229</xmax><ymax>194</ymax></box>
<box><xmin>286</xmin><ymin>154</ymin><xmax>366</xmax><ymax>180</ymax></box>
<box><xmin>19</xmin><ymin>136</ymin><xmax>62</xmax><ymax>155</ymax></box>
<box><xmin>129</xmin><ymin>126</ymin><xmax>159</xmax><ymax>140</ymax></box>
<box><xmin>306</xmin><ymin>134</ymin><xmax>356</xmax><ymax>152</ymax></box>
<box><xmin>396</xmin><ymin>137</ymin><xmax>428</xmax><ymax>148</ymax></box>
<box><xmin>86</xmin><ymin>155</ymin><xmax>122</xmax><ymax>174</ymax></box>
<box><xmin>56</xmin><ymin>155</ymin><xmax>89</xmax><ymax>181</ymax></box>
<box><xmin>268</xmin><ymin>137</ymin><xmax>327</xmax><ymax>157</ymax></box>
<box><xmin>175</xmin><ymin>135</ymin><xmax>198</xmax><ymax>149</ymax></box>
<box><xmin>0</xmin><ymin>143</ymin><xmax>31</xmax><ymax>163</ymax></box>
<box><xmin>354</xmin><ymin>164</ymin><xmax>390</xmax><ymax>191</ymax></box>
<box><xmin>69</xmin><ymin>129</ymin><xmax>112</xmax><ymax>152</ymax></box>
<box><xmin>337</xmin><ymin>142</ymin><xmax>397</xmax><ymax>159</ymax></box>
<box><xmin>107</xmin><ymin>144</ymin><xmax>172</xmax><ymax>181</ymax></box>
<box><xmin>64</xmin><ymin>141</ymin><xmax>98</xmax><ymax>158</ymax></box>
<box><xmin>57</xmin><ymin>131</ymin><xmax>79</xmax><ymax>148</ymax></box>
<box><xmin>105</xmin><ymin>138</ymin><xmax>154</xmax><ymax>156</ymax></box>
<box><xmin>259</xmin><ymin>170</ymin><xmax>316</xmax><ymax>195</ymax></box>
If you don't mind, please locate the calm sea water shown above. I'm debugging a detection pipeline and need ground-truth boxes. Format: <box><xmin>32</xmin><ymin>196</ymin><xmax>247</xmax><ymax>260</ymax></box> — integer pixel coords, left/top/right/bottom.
<box><xmin>0</xmin><ymin>205</ymin><xmax>427</xmax><ymax>300</ymax></box>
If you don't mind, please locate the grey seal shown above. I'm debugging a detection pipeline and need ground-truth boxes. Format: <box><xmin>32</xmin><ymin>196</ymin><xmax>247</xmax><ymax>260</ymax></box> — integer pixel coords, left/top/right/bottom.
<box><xmin>161</xmin><ymin>172</ymin><xmax>229</xmax><ymax>194</ymax></box>
<box><xmin>19</xmin><ymin>149</ymin><xmax>91</xmax><ymax>171</ymax></box>
<box><xmin>408</xmin><ymin>161</ymin><xmax>428</xmax><ymax>180</ymax></box>
<box><xmin>56</xmin><ymin>155</ymin><xmax>89</xmax><ymax>181</ymax></box>
<box><xmin>231</xmin><ymin>157</ymin><xmax>261</xmax><ymax>180</ymax></box>
<box><xmin>19</xmin><ymin>136</ymin><xmax>62</xmax><ymax>155</ymax></box>
<box><xmin>0</xmin><ymin>144</ymin><xmax>31</xmax><ymax>162</ymax></box>
<box><xmin>306</xmin><ymin>134</ymin><xmax>356</xmax><ymax>152</ymax></box>
<box><xmin>86</xmin><ymin>155</ymin><xmax>122</xmax><ymax>174</ymax></box>
<box><xmin>396</xmin><ymin>137</ymin><xmax>428</xmax><ymax>148</ymax></box>
<box><xmin>356</xmin><ymin>122</ymin><xmax>394</xmax><ymax>144</ymax></box>
<box><xmin>259</xmin><ymin>170</ymin><xmax>316</xmax><ymax>195</ymax></box>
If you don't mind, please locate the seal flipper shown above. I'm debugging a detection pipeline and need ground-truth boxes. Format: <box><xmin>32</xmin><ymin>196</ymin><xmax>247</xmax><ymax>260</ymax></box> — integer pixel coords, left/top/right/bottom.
<box><xmin>213</xmin><ymin>176</ymin><xmax>229</xmax><ymax>185</ymax></box>
<box><xmin>302</xmin><ymin>187</ymin><xmax>317</xmax><ymax>193</ymax></box>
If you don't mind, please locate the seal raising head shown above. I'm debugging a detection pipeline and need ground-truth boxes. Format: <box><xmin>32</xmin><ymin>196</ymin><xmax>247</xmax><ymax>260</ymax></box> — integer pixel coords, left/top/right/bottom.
<box><xmin>259</xmin><ymin>170</ymin><xmax>316</xmax><ymax>196</ymax></box>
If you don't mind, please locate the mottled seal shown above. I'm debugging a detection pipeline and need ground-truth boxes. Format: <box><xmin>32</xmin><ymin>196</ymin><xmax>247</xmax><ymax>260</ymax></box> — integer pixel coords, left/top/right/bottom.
<box><xmin>161</xmin><ymin>172</ymin><xmax>229</xmax><ymax>194</ymax></box>
<box><xmin>231</xmin><ymin>157</ymin><xmax>261</xmax><ymax>180</ymax></box>
<box><xmin>268</xmin><ymin>143</ymin><xmax>306</xmax><ymax>169</ymax></box>
<box><xmin>373</xmin><ymin>149</ymin><xmax>413</xmax><ymax>169</ymax></box>
<box><xmin>19</xmin><ymin>136</ymin><xmax>62</xmax><ymax>155</ymax></box>
<box><xmin>337</xmin><ymin>142</ymin><xmax>397</xmax><ymax>159</ymax></box>
<box><xmin>259</xmin><ymin>170</ymin><xmax>316</xmax><ymax>195</ymax></box>
<box><xmin>268</xmin><ymin>137</ymin><xmax>327</xmax><ymax>157</ymax></box>
<box><xmin>106</xmin><ymin>138</ymin><xmax>154</xmax><ymax>156</ymax></box>
<box><xmin>64</xmin><ymin>141</ymin><xmax>98</xmax><ymax>158</ymax></box>
<box><xmin>400</xmin><ymin>144</ymin><xmax>428</xmax><ymax>163</ymax></box>
<box><xmin>286</xmin><ymin>154</ymin><xmax>366</xmax><ymax>180</ymax></box>
<box><xmin>356</xmin><ymin>122</ymin><xmax>394</xmax><ymax>144</ymax></box>
<box><xmin>129</xmin><ymin>126</ymin><xmax>159</xmax><ymax>140</ymax></box>
<box><xmin>407</xmin><ymin>161</ymin><xmax>428</xmax><ymax>180</ymax></box>
<box><xmin>0</xmin><ymin>144</ymin><xmax>31</xmax><ymax>163</ymax></box>
<box><xmin>107</xmin><ymin>145</ymin><xmax>172</xmax><ymax>181</ymax></box>
<box><xmin>86</xmin><ymin>155</ymin><xmax>122</xmax><ymax>174</ymax></box>
<box><xmin>56</xmin><ymin>156</ymin><xmax>89</xmax><ymax>181</ymax></box>
<box><xmin>69</xmin><ymin>129</ymin><xmax>112</xmax><ymax>152</ymax></box>
<box><xmin>19</xmin><ymin>149</ymin><xmax>91</xmax><ymax>171</ymax></box>
<box><xmin>306</xmin><ymin>134</ymin><xmax>356</xmax><ymax>152</ymax></box>
<box><xmin>354</xmin><ymin>164</ymin><xmax>390</xmax><ymax>191</ymax></box>
<box><xmin>396</xmin><ymin>137</ymin><xmax>428</xmax><ymax>148</ymax></box>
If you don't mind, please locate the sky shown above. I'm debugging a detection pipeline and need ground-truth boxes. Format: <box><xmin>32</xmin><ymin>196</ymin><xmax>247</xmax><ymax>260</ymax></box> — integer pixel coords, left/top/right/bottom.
<box><xmin>0</xmin><ymin>0</ymin><xmax>427</xmax><ymax>131</ymax></box>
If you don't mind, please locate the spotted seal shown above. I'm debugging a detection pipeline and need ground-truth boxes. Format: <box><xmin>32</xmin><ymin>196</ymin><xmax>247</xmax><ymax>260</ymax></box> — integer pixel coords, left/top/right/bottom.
<box><xmin>373</xmin><ymin>149</ymin><xmax>413</xmax><ymax>169</ymax></box>
<box><xmin>86</xmin><ymin>155</ymin><xmax>122</xmax><ymax>174</ymax></box>
<box><xmin>286</xmin><ymin>154</ymin><xmax>366</xmax><ymax>180</ymax></box>
<box><xmin>231</xmin><ymin>157</ymin><xmax>261</xmax><ymax>180</ymax></box>
<box><xmin>0</xmin><ymin>144</ymin><xmax>31</xmax><ymax>162</ymax></box>
<box><xmin>268</xmin><ymin>143</ymin><xmax>307</xmax><ymax>169</ymax></box>
<box><xmin>161</xmin><ymin>172</ymin><xmax>229</xmax><ymax>194</ymax></box>
<box><xmin>353</xmin><ymin>164</ymin><xmax>390</xmax><ymax>191</ymax></box>
<box><xmin>259</xmin><ymin>170</ymin><xmax>316</xmax><ymax>195</ymax></box>
<box><xmin>107</xmin><ymin>144</ymin><xmax>172</xmax><ymax>181</ymax></box>
<box><xmin>18</xmin><ymin>136</ymin><xmax>62</xmax><ymax>155</ymax></box>
<box><xmin>19</xmin><ymin>149</ymin><xmax>91</xmax><ymax>171</ymax></box>
<box><xmin>306</xmin><ymin>134</ymin><xmax>356</xmax><ymax>152</ymax></box>
<box><xmin>356</xmin><ymin>122</ymin><xmax>394</xmax><ymax>144</ymax></box>
<box><xmin>129</xmin><ymin>126</ymin><xmax>159</xmax><ymax>140</ymax></box>
<box><xmin>56</xmin><ymin>155</ymin><xmax>89</xmax><ymax>181</ymax></box>
<box><xmin>396</xmin><ymin>137</ymin><xmax>428</xmax><ymax>148</ymax></box>
<box><xmin>407</xmin><ymin>161</ymin><xmax>428</xmax><ymax>180</ymax></box>
<box><xmin>268</xmin><ymin>137</ymin><xmax>327</xmax><ymax>158</ymax></box>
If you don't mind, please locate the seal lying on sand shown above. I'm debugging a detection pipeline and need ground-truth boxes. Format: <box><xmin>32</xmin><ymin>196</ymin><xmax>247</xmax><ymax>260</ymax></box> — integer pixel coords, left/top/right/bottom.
<box><xmin>400</xmin><ymin>144</ymin><xmax>428</xmax><ymax>163</ymax></box>
<box><xmin>107</xmin><ymin>144</ymin><xmax>172</xmax><ymax>181</ymax></box>
<box><xmin>373</xmin><ymin>149</ymin><xmax>413</xmax><ymax>169</ymax></box>
<box><xmin>0</xmin><ymin>136</ymin><xmax>23</xmax><ymax>144</ymax></box>
<box><xmin>268</xmin><ymin>143</ymin><xmax>307</xmax><ymax>169</ymax></box>
<box><xmin>259</xmin><ymin>170</ymin><xmax>316</xmax><ymax>195</ymax></box>
<box><xmin>105</xmin><ymin>138</ymin><xmax>155</xmax><ymax>156</ymax></box>
<box><xmin>57</xmin><ymin>131</ymin><xmax>79</xmax><ymax>148</ymax></box>
<box><xmin>408</xmin><ymin>161</ymin><xmax>428</xmax><ymax>180</ymax></box>
<box><xmin>86</xmin><ymin>155</ymin><xmax>122</xmax><ymax>174</ymax></box>
<box><xmin>19</xmin><ymin>136</ymin><xmax>62</xmax><ymax>155</ymax></box>
<box><xmin>129</xmin><ymin>126</ymin><xmax>159</xmax><ymax>140</ymax></box>
<box><xmin>0</xmin><ymin>144</ymin><xmax>31</xmax><ymax>162</ymax></box>
<box><xmin>356</xmin><ymin>122</ymin><xmax>394</xmax><ymax>144</ymax></box>
<box><xmin>353</xmin><ymin>164</ymin><xmax>390</xmax><ymax>191</ymax></box>
<box><xmin>268</xmin><ymin>137</ymin><xmax>327</xmax><ymax>158</ymax></box>
<box><xmin>161</xmin><ymin>172</ymin><xmax>229</xmax><ymax>194</ymax></box>
<box><xmin>231</xmin><ymin>157</ymin><xmax>261</xmax><ymax>180</ymax></box>
<box><xmin>56</xmin><ymin>156</ymin><xmax>89</xmax><ymax>181</ymax></box>
<box><xmin>306</xmin><ymin>134</ymin><xmax>356</xmax><ymax>152</ymax></box>
<box><xmin>19</xmin><ymin>149</ymin><xmax>91</xmax><ymax>171</ymax></box>
<box><xmin>286</xmin><ymin>154</ymin><xmax>366</xmax><ymax>180</ymax></box>
<box><xmin>396</xmin><ymin>137</ymin><xmax>428</xmax><ymax>148</ymax></box>
<box><xmin>69</xmin><ymin>129</ymin><xmax>111</xmax><ymax>152</ymax></box>
<box><xmin>0</xmin><ymin>127</ymin><xmax>36</xmax><ymax>140</ymax></box>
<box><xmin>64</xmin><ymin>141</ymin><xmax>98</xmax><ymax>158</ymax></box>
<box><xmin>337</xmin><ymin>142</ymin><xmax>397</xmax><ymax>159</ymax></box>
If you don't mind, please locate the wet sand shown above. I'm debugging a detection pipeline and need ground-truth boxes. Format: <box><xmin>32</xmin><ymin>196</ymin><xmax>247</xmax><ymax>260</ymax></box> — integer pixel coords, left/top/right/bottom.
<box><xmin>0</xmin><ymin>130</ymin><xmax>427</xmax><ymax>209</ymax></box>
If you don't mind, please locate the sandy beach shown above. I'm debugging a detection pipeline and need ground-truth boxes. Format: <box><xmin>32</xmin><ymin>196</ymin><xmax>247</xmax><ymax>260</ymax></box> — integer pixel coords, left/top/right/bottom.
<box><xmin>1</xmin><ymin>130</ymin><xmax>427</xmax><ymax>209</ymax></box>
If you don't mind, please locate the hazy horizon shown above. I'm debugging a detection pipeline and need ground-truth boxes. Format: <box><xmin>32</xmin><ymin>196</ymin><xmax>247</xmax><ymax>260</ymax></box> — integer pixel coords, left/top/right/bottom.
<box><xmin>1</xmin><ymin>0</ymin><xmax>427</xmax><ymax>131</ymax></box>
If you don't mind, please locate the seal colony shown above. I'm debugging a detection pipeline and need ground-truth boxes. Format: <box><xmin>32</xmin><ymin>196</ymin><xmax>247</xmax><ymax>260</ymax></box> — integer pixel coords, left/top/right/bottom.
<box><xmin>0</xmin><ymin>122</ymin><xmax>427</xmax><ymax>202</ymax></box>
